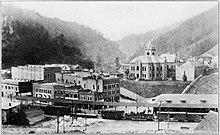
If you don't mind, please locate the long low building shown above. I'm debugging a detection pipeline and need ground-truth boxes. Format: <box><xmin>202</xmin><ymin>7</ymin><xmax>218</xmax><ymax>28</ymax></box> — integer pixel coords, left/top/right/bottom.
<box><xmin>152</xmin><ymin>94</ymin><xmax>218</xmax><ymax>113</ymax></box>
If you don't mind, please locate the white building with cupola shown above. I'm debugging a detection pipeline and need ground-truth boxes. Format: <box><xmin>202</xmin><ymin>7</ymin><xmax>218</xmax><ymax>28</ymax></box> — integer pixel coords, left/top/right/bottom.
<box><xmin>129</xmin><ymin>41</ymin><xmax>183</xmax><ymax>81</ymax></box>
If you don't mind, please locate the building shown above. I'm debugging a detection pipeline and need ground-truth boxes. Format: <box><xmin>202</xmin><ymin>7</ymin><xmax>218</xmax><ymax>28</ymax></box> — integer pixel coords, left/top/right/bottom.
<box><xmin>21</xmin><ymin>106</ymin><xmax>45</xmax><ymax>125</ymax></box>
<box><xmin>45</xmin><ymin>64</ymin><xmax>83</xmax><ymax>73</ymax></box>
<box><xmin>153</xmin><ymin>94</ymin><xmax>217</xmax><ymax>113</ymax></box>
<box><xmin>2</xmin><ymin>97</ymin><xmax>21</xmax><ymax>124</ymax></box>
<box><xmin>11</xmin><ymin>64</ymin><xmax>61</xmax><ymax>82</ymax></box>
<box><xmin>55</xmin><ymin>72</ymin><xmax>120</xmax><ymax>102</ymax></box>
<box><xmin>78</xmin><ymin>89</ymin><xmax>95</xmax><ymax>101</ymax></box>
<box><xmin>129</xmin><ymin>41</ymin><xmax>166</xmax><ymax>80</ymax></box>
<box><xmin>1</xmin><ymin>79</ymin><xmax>33</xmax><ymax>99</ymax></box>
<box><xmin>176</xmin><ymin>61</ymin><xmax>208</xmax><ymax>81</ymax></box>
<box><xmin>110</xmin><ymin>71</ymin><xmax>124</xmax><ymax>79</ymax></box>
<box><xmin>160</xmin><ymin>53</ymin><xmax>183</xmax><ymax>79</ymax></box>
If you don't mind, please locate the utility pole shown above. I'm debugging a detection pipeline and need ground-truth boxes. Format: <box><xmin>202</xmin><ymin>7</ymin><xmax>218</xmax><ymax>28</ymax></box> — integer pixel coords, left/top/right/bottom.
<box><xmin>63</xmin><ymin>116</ymin><xmax>65</xmax><ymax>133</ymax></box>
<box><xmin>84</xmin><ymin>111</ymin><xmax>87</xmax><ymax>132</ymax></box>
<box><xmin>157</xmin><ymin>101</ymin><xmax>162</xmax><ymax>131</ymax></box>
<box><xmin>57</xmin><ymin>111</ymin><xmax>60</xmax><ymax>133</ymax></box>
<box><xmin>167</xmin><ymin>109</ymin><xmax>170</xmax><ymax>129</ymax></box>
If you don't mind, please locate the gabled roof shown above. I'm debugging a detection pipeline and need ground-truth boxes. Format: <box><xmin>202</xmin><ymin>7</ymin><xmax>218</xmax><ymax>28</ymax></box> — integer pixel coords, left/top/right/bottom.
<box><xmin>130</xmin><ymin>55</ymin><xmax>164</xmax><ymax>63</ymax></box>
<box><xmin>160</xmin><ymin>53</ymin><xmax>183</xmax><ymax>63</ymax></box>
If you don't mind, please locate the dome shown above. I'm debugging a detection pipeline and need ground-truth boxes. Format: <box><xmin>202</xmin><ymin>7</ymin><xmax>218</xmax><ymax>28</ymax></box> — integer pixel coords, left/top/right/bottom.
<box><xmin>130</xmin><ymin>55</ymin><xmax>164</xmax><ymax>63</ymax></box>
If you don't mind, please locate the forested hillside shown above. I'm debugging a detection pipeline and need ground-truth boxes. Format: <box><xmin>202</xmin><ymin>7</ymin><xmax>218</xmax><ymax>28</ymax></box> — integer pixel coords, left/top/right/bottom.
<box><xmin>118</xmin><ymin>22</ymin><xmax>181</xmax><ymax>59</ymax></box>
<box><xmin>2</xmin><ymin>5</ymin><xmax>125</xmax><ymax>69</ymax></box>
<box><xmin>128</xmin><ymin>6</ymin><xmax>217</xmax><ymax>61</ymax></box>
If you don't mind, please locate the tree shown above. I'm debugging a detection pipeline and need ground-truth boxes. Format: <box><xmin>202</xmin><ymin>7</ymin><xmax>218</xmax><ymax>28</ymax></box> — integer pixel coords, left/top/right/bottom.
<box><xmin>115</xmin><ymin>57</ymin><xmax>120</xmax><ymax>70</ymax></box>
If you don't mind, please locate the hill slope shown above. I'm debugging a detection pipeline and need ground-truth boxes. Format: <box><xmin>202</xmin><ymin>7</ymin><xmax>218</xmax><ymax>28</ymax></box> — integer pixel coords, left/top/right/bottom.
<box><xmin>128</xmin><ymin>7</ymin><xmax>217</xmax><ymax>61</ymax></box>
<box><xmin>121</xmin><ymin>80</ymin><xmax>191</xmax><ymax>98</ymax></box>
<box><xmin>183</xmin><ymin>72</ymin><xmax>218</xmax><ymax>94</ymax></box>
<box><xmin>2</xmin><ymin>5</ymin><xmax>125</xmax><ymax>69</ymax></box>
<box><xmin>118</xmin><ymin>22</ymin><xmax>181</xmax><ymax>59</ymax></box>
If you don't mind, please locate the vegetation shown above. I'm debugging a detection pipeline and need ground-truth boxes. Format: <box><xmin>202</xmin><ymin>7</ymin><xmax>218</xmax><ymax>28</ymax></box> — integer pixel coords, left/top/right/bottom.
<box><xmin>2</xmin><ymin>4</ymin><xmax>125</xmax><ymax>70</ymax></box>
<box><xmin>128</xmin><ymin>7</ymin><xmax>217</xmax><ymax>61</ymax></box>
<box><xmin>121</xmin><ymin>80</ymin><xmax>191</xmax><ymax>98</ymax></box>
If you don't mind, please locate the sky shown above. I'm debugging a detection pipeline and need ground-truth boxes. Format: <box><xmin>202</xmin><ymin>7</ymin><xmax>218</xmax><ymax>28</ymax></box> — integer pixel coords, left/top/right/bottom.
<box><xmin>6</xmin><ymin>1</ymin><xmax>217</xmax><ymax>41</ymax></box>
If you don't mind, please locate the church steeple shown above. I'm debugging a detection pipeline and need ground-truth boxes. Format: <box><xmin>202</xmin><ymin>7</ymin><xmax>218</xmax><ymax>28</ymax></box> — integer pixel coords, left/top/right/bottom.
<box><xmin>144</xmin><ymin>40</ymin><xmax>156</xmax><ymax>56</ymax></box>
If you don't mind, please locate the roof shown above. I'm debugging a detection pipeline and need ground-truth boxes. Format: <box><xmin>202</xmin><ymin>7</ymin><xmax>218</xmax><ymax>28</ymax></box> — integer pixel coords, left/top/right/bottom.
<box><xmin>2</xmin><ymin>79</ymin><xmax>29</xmax><ymax>85</ymax></box>
<box><xmin>153</xmin><ymin>94</ymin><xmax>217</xmax><ymax>108</ymax></box>
<box><xmin>160</xmin><ymin>53</ymin><xmax>183</xmax><ymax>63</ymax></box>
<box><xmin>130</xmin><ymin>55</ymin><xmax>164</xmax><ymax>63</ymax></box>
<box><xmin>23</xmin><ymin>106</ymin><xmax>44</xmax><ymax>118</ymax></box>
<box><xmin>2</xmin><ymin>98</ymin><xmax>21</xmax><ymax>110</ymax></box>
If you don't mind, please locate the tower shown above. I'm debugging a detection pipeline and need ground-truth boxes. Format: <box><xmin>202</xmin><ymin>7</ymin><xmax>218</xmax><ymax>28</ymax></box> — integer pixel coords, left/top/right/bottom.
<box><xmin>144</xmin><ymin>40</ymin><xmax>156</xmax><ymax>56</ymax></box>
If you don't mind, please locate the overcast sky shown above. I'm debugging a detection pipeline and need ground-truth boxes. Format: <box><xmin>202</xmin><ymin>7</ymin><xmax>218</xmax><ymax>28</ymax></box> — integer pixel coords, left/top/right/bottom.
<box><xmin>7</xmin><ymin>2</ymin><xmax>216</xmax><ymax>41</ymax></box>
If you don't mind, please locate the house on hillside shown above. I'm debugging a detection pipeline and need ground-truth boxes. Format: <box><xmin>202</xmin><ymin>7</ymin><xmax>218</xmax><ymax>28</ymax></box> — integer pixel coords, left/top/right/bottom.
<box><xmin>176</xmin><ymin>61</ymin><xmax>208</xmax><ymax>81</ymax></box>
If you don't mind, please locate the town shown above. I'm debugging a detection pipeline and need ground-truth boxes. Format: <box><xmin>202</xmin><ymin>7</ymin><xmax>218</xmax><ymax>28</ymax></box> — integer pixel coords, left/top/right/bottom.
<box><xmin>1</xmin><ymin>2</ymin><xmax>218</xmax><ymax>134</ymax></box>
<box><xmin>2</xmin><ymin>40</ymin><xmax>218</xmax><ymax>133</ymax></box>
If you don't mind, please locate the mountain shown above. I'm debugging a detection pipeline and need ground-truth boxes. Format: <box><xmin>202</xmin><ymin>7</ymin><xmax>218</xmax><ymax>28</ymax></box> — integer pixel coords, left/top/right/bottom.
<box><xmin>2</xmin><ymin>5</ymin><xmax>125</xmax><ymax>70</ymax></box>
<box><xmin>198</xmin><ymin>44</ymin><xmax>218</xmax><ymax>58</ymax></box>
<box><xmin>118</xmin><ymin>22</ymin><xmax>181</xmax><ymax>59</ymax></box>
<box><xmin>128</xmin><ymin>6</ymin><xmax>217</xmax><ymax>61</ymax></box>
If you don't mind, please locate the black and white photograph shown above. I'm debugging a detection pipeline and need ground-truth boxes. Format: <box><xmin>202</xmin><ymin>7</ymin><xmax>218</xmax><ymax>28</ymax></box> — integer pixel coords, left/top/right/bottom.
<box><xmin>1</xmin><ymin>1</ymin><xmax>218</xmax><ymax>134</ymax></box>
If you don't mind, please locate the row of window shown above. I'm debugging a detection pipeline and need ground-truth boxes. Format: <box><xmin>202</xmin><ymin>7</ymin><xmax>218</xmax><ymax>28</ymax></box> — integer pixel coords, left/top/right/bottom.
<box><xmin>103</xmin><ymin>84</ymin><xmax>119</xmax><ymax>90</ymax></box>
<box><xmin>2</xmin><ymin>85</ymin><xmax>18</xmax><ymax>91</ymax></box>
<box><xmin>80</xmin><ymin>96</ymin><xmax>93</xmax><ymax>101</ymax></box>
<box><xmin>130</xmin><ymin>66</ymin><xmax>163</xmax><ymax>71</ymax></box>
<box><xmin>36</xmin><ymin>88</ymin><xmax>52</xmax><ymax>94</ymax></box>
<box><xmin>65</xmin><ymin>93</ymin><xmax>78</xmax><ymax>98</ymax></box>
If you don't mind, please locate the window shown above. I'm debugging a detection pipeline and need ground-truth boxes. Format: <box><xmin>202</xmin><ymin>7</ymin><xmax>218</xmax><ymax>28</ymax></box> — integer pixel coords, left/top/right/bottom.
<box><xmin>78</xmin><ymin>81</ymin><xmax>80</xmax><ymax>84</ymax></box>
<box><xmin>97</xmin><ymin>85</ymin><xmax>99</xmax><ymax>90</ymax></box>
<box><xmin>180</xmin><ymin>99</ymin><xmax>186</xmax><ymax>103</ymax></box>
<box><xmin>200</xmin><ymin>99</ymin><xmax>206</xmax><ymax>103</ymax></box>
<box><xmin>147</xmin><ymin>52</ymin><xmax>150</xmax><ymax>55</ymax></box>
<box><xmin>55</xmin><ymin>91</ymin><xmax>57</xmax><ymax>94</ymax></box>
<box><xmin>104</xmin><ymin>85</ymin><xmax>107</xmax><ymax>89</ymax></box>
<box><xmin>65</xmin><ymin>93</ymin><xmax>69</xmax><ymax>97</ymax></box>
<box><xmin>74</xmin><ymin>94</ymin><xmax>78</xmax><ymax>98</ymax></box>
<box><xmin>166</xmin><ymin>99</ymin><xmax>172</xmax><ymax>103</ymax></box>
<box><xmin>116</xmin><ymin>84</ymin><xmax>119</xmax><ymax>88</ymax></box>
<box><xmin>36</xmin><ymin>89</ymin><xmax>38</xmax><ymax>92</ymax></box>
<box><xmin>84</xmin><ymin>84</ymin><xmax>86</xmax><ymax>88</ymax></box>
<box><xmin>136</xmin><ymin>66</ymin><xmax>139</xmax><ymax>71</ymax></box>
<box><xmin>2</xmin><ymin>92</ymin><xmax>4</xmax><ymax>97</ymax></box>
<box><xmin>61</xmin><ymin>91</ymin><xmax>63</xmax><ymax>94</ymax></box>
<box><xmin>93</xmin><ymin>85</ymin><xmax>95</xmax><ymax>89</ymax></box>
<box><xmin>152</xmin><ymin>52</ymin><xmax>155</xmax><ymax>55</ymax></box>
<box><xmin>36</xmin><ymin>94</ymin><xmax>38</xmax><ymax>97</ymax></box>
<box><xmin>8</xmin><ymin>86</ymin><xmax>10</xmax><ymax>89</ymax></box>
<box><xmin>90</xmin><ymin>97</ymin><xmax>92</xmax><ymax>101</ymax></box>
